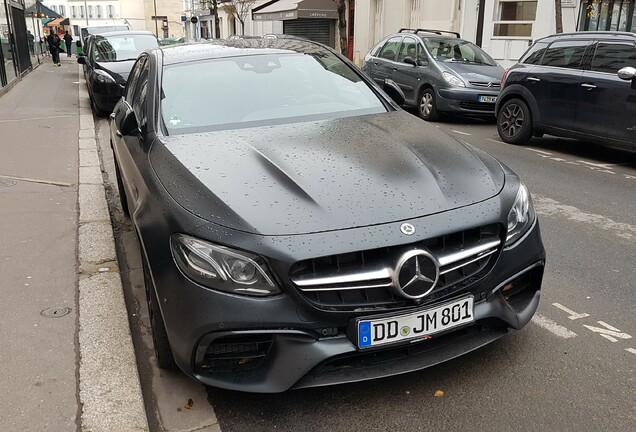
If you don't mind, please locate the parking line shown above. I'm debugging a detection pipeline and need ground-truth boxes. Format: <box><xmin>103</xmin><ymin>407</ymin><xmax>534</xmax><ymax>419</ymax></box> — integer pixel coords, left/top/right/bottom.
<box><xmin>531</xmin><ymin>314</ymin><xmax>578</xmax><ymax>339</ymax></box>
<box><xmin>486</xmin><ymin>138</ymin><xmax>503</xmax><ymax>144</ymax></box>
<box><xmin>526</xmin><ymin>148</ymin><xmax>553</xmax><ymax>155</ymax></box>
<box><xmin>451</xmin><ymin>130</ymin><xmax>471</xmax><ymax>136</ymax></box>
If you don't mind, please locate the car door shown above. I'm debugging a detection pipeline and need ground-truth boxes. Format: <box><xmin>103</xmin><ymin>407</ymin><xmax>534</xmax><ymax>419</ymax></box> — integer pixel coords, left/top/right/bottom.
<box><xmin>367</xmin><ymin>36</ymin><xmax>403</xmax><ymax>86</ymax></box>
<box><xmin>524</xmin><ymin>39</ymin><xmax>591</xmax><ymax>131</ymax></box>
<box><xmin>113</xmin><ymin>56</ymin><xmax>150</xmax><ymax>211</ymax></box>
<box><xmin>392</xmin><ymin>36</ymin><xmax>430</xmax><ymax>105</ymax></box>
<box><xmin>574</xmin><ymin>40</ymin><xmax>636</xmax><ymax>144</ymax></box>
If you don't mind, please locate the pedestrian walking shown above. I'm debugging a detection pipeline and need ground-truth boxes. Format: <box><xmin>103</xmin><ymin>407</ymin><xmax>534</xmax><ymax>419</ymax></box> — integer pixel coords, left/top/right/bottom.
<box><xmin>63</xmin><ymin>31</ymin><xmax>73</xmax><ymax>57</ymax></box>
<box><xmin>47</xmin><ymin>29</ymin><xmax>61</xmax><ymax>66</ymax></box>
<box><xmin>27</xmin><ymin>30</ymin><xmax>35</xmax><ymax>55</ymax></box>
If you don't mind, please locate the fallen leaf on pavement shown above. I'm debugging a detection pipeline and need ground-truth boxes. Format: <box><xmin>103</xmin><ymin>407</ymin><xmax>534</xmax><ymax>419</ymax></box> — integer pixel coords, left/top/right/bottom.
<box><xmin>185</xmin><ymin>398</ymin><xmax>194</xmax><ymax>410</ymax></box>
<box><xmin>434</xmin><ymin>390</ymin><xmax>445</xmax><ymax>397</ymax></box>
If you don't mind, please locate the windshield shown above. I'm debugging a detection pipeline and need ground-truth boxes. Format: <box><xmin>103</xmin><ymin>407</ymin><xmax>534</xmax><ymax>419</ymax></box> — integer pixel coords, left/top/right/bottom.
<box><xmin>424</xmin><ymin>39</ymin><xmax>498</xmax><ymax>66</ymax></box>
<box><xmin>161</xmin><ymin>51</ymin><xmax>386</xmax><ymax>134</ymax></box>
<box><xmin>92</xmin><ymin>34</ymin><xmax>158</xmax><ymax>62</ymax></box>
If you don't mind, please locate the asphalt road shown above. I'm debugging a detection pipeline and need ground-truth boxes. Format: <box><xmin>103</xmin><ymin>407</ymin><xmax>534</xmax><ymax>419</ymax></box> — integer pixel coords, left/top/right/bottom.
<box><xmin>97</xmin><ymin>114</ymin><xmax>635</xmax><ymax>432</ymax></box>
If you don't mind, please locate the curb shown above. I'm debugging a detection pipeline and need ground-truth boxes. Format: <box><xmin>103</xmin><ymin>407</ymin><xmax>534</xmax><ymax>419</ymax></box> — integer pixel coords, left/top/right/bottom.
<box><xmin>76</xmin><ymin>66</ymin><xmax>149</xmax><ymax>431</ymax></box>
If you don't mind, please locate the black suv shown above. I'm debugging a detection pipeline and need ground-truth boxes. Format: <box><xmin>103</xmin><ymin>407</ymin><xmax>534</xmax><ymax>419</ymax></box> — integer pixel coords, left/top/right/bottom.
<box><xmin>496</xmin><ymin>32</ymin><xmax>636</xmax><ymax>149</ymax></box>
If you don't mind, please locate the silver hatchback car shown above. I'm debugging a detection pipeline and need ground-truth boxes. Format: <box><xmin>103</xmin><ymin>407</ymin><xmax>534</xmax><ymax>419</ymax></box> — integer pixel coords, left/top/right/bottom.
<box><xmin>363</xmin><ymin>29</ymin><xmax>504</xmax><ymax>121</ymax></box>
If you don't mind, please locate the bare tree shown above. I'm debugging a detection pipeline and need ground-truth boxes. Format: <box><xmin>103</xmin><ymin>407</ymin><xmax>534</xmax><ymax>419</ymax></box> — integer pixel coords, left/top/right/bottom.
<box><xmin>223</xmin><ymin>0</ymin><xmax>257</xmax><ymax>35</ymax></box>
<box><xmin>555</xmin><ymin>0</ymin><xmax>563</xmax><ymax>33</ymax></box>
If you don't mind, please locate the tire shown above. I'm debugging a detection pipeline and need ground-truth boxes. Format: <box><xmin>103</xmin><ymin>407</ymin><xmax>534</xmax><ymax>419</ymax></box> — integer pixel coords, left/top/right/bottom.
<box><xmin>418</xmin><ymin>88</ymin><xmax>439</xmax><ymax>121</ymax></box>
<box><xmin>497</xmin><ymin>98</ymin><xmax>533</xmax><ymax>145</ymax></box>
<box><xmin>142</xmin><ymin>254</ymin><xmax>178</xmax><ymax>371</ymax></box>
<box><xmin>113</xmin><ymin>157</ymin><xmax>130</xmax><ymax>217</ymax></box>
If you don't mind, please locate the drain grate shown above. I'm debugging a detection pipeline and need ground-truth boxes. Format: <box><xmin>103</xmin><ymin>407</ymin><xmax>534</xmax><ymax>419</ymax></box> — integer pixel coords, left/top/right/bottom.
<box><xmin>0</xmin><ymin>178</ymin><xmax>17</xmax><ymax>188</ymax></box>
<box><xmin>40</xmin><ymin>307</ymin><xmax>72</xmax><ymax>318</ymax></box>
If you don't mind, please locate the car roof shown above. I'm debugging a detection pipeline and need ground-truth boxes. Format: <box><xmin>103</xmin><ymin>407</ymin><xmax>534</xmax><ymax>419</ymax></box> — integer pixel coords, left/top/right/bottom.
<box><xmin>92</xmin><ymin>30</ymin><xmax>156</xmax><ymax>38</ymax></box>
<box><xmin>157</xmin><ymin>38</ymin><xmax>335</xmax><ymax>66</ymax></box>
<box><xmin>535</xmin><ymin>31</ymin><xmax>636</xmax><ymax>43</ymax></box>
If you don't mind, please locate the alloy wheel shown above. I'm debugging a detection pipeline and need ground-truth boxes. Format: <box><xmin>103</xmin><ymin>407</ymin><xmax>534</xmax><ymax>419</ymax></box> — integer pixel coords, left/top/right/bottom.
<box><xmin>420</xmin><ymin>93</ymin><xmax>434</xmax><ymax>117</ymax></box>
<box><xmin>500</xmin><ymin>103</ymin><xmax>524</xmax><ymax>138</ymax></box>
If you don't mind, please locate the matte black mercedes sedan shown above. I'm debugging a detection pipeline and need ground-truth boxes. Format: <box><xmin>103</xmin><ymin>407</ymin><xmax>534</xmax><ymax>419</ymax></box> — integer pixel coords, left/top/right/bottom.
<box><xmin>110</xmin><ymin>39</ymin><xmax>545</xmax><ymax>393</ymax></box>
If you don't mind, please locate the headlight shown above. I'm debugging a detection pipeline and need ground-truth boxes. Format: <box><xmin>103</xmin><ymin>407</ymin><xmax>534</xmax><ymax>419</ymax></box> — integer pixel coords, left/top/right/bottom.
<box><xmin>506</xmin><ymin>183</ymin><xmax>535</xmax><ymax>246</ymax></box>
<box><xmin>171</xmin><ymin>234</ymin><xmax>281</xmax><ymax>296</ymax></box>
<box><xmin>94</xmin><ymin>69</ymin><xmax>115</xmax><ymax>83</ymax></box>
<box><xmin>442</xmin><ymin>71</ymin><xmax>465</xmax><ymax>87</ymax></box>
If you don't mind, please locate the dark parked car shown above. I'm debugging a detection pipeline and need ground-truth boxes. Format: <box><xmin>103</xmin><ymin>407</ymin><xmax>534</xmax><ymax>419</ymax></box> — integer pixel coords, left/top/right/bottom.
<box><xmin>363</xmin><ymin>29</ymin><xmax>504</xmax><ymax>120</ymax></box>
<box><xmin>78</xmin><ymin>30</ymin><xmax>158</xmax><ymax>116</ymax></box>
<box><xmin>111</xmin><ymin>39</ymin><xmax>545</xmax><ymax>393</ymax></box>
<box><xmin>496</xmin><ymin>31</ymin><xmax>636</xmax><ymax>149</ymax></box>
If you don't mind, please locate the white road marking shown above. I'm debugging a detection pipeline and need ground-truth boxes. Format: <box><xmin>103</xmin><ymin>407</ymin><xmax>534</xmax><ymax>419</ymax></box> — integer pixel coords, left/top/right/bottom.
<box><xmin>487</xmin><ymin>138</ymin><xmax>503</xmax><ymax>144</ymax></box>
<box><xmin>552</xmin><ymin>303</ymin><xmax>590</xmax><ymax>320</ymax></box>
<box><xmin>531</xmin><ymin>314</ymin><xmax>578</xmax><ymax>339</ymax></box>
<box><xmin>626</xmin><ymin>348</ymin><xmax>636</xmax><ymax>355</ymax></box>
<box><xmin>0</xmin><ymin>174</ymin><xmax>73</xmax><ymax>187</ymax></box>
<box><xmin>526</xmin><ymin>148</ymin><xmax>553</xmax><ymax>155</ymax></box>
<box><xmin>533</xmin><ymin>195</ymin><xmax>636</xmax><ymax>240</ymax></box>
<box><xmin>0</xmin><ymin>115</ymin><xmax>75</xmax><ymax>123</ymax></box>
<box><xmin>577</xmin><ymin>161</ymin><xmax>618</xmax><ymax>169</ymax></box>
<box><xmin>451</xmin><ymin>130</ymin><xmax>472</xmax><ymax>136</ymax></box>
<box><xmin>583</xmin><ymin>321</ymin><xmax>632</xmax><ymax>343</ymax></box>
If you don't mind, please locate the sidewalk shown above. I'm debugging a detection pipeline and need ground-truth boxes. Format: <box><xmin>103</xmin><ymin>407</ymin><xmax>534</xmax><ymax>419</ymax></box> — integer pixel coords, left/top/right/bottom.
<box><xmin>0</xmin><ymin>56</ymin><xmax>147</xmax><ymax>431</ymax></box>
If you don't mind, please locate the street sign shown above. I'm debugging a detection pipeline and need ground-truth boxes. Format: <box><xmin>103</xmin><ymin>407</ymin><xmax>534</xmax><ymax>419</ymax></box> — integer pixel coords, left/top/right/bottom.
<box><xmin>190</xmin><ymin>16</ymin><xmax>198</xmax><ymax>24</ymax></box>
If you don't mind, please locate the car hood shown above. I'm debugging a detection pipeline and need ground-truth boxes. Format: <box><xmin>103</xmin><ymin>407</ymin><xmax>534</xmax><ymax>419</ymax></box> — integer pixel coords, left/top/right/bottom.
<box><xmin>151</xmin><ymin>111</ymin><xmax>505</xmax><ymax>236</ymax></box>
<box><xmin>96</xmin><ymin>60</ymin><xmax>135</xmax><ymax>84</ymax></box>
<box><xmin>441</xmin><ymin>62</ymin><xmax>504</xmax><ymax>84</ymax></box>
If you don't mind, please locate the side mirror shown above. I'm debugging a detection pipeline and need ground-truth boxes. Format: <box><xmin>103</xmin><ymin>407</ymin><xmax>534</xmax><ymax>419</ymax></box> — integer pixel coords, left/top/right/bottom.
<box><xmin>120</xmin><ymin>108</ymin><xmax>140</xmax><ymax>136</ymax></box>
<box><xmin>77</xmin><ymin>56</ymin><xmax>86</xmax><ymax>65</ymax></box>
<box><xmin>383</xmin><ymin>79</ymin><xmax>406</xmax><ymax>106</ymax></box>
<box><xmin>617</xmin><ymin>66</ymin><xmax>636</xmax><ymax>80</ymax></box>
<box><xmin>404</xmin><ymin>56</ymin><xmax>418</xmax><ymax>67</ymax></box>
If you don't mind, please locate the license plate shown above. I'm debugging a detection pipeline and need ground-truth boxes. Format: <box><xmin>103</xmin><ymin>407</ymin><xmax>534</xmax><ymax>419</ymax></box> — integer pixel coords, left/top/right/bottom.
<box><xmin>357</xmin><ymin>296</ymin><xmax>474</xmax><ymax>349</ymax></box>
<box><xmin>478</xmin><ymin>95</ymin><xmax>498</xmax><ymax>103</ymax></box>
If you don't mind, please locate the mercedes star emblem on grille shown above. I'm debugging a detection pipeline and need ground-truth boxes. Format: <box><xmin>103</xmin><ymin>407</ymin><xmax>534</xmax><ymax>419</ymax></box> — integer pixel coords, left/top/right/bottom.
<box><xmin>394</xmin><ymin>250</ymin><xmax>439</xmax><ymax>299</ymax></box>
<box><xmin>400</xmin><ymin>223</ymin><xmax>416</xmax><ymax>235</ymax></box>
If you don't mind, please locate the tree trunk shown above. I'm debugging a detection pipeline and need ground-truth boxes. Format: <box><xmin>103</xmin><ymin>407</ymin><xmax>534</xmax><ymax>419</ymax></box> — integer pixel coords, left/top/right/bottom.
<box><xmin>210</xmin><ymin>0</ymin><xmax>220</xmax><ymax>39</ymax></box>
<box><xmin>555</xmin><ymin>0</ymin><xmax>563</xmax><ymax>33</ymax></box>
<box><xmin>337</xmin><ymin>0</ymin><xmax>347</xmax><ymax>56</ymax></box>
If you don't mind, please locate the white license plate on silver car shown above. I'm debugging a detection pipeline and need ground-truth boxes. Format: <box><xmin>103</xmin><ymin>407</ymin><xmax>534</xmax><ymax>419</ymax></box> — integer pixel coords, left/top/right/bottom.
<box><xmin>478</xmin><ymin>95</ymin><xmax>498</xmax><ymax>103</ymax></box>
<box><xmin>357</xmin><ymin>296</ymin><xmax>474</xmax><ymax>349</ymax></box>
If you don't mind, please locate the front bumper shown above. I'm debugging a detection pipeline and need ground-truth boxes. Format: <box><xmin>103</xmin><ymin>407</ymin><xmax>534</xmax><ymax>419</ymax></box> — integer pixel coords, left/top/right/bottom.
<box><xmin>91</xmin><ymin>80</ymin><xmax>125</xmax><ymax>112</ymax></box>
<box><xmin>145</xmin><ymin>215</ymin><xmax>544</xmax><ymax>393</ymax></box>
<box><xmin>436</xmin><ymin>87</ymin><xmax>500</xmax><ymax>115</ymax></box>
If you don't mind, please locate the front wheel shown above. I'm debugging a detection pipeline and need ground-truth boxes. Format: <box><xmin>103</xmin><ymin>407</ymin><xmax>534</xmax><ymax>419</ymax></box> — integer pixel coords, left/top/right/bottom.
<box><xmin>143</xmin><ymin>254</ymin><xmax>178</xmax><ymax>371</ymax></box>
<box><xmin>418</xmin><ymin>88</ymin><xmax>439</xmax><ymax>121</ymax></box>
<box><xmin>497</xmin><ymin>98</ymin><xmax>533</xmax><ymax>145</ymax></box>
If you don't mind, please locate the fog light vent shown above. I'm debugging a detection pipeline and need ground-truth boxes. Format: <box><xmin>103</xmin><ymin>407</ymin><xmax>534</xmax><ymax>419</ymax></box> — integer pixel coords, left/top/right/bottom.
<box><xmin>201</xmin><ymin>334</ymin><xmax>273</xmax><ymax>373</ymax></box>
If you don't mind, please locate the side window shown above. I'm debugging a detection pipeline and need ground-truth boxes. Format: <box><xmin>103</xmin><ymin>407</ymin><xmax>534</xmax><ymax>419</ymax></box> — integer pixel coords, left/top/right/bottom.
<box><xmin>132</xmin><ymin>62</ymin><xmax>150</xmax><ymax>126</ymax></box>
<box><xmin>125</xmin><ymin>57</ymin><xmax>145</xmax><ymax>102</ymax></box>
<box><xmin>520</xmin><ymin>41</ymin><xmax>549</xmax><ymax>65</ymax></box>
<box><xmin>378</xmin><ymin>36</ymin><xmax>402</xmax><ymax>61</ymax></box>
<box><xmin>591</xmin><ymin>41</ymin><xmax>636</xmax><ymax>74</ymax></box>
<box><xmin>397</xmin><ymin>37</ymin><xmax>417</xmax><ymax>63</ymax></box>
<box><xmin>540</xmin><ymin>40</ymin><xmax>589</xmax><ymax>69</ymax></box>
<box><xmin>417</xmin><ymin>44</ymin><xmax>429</xmax><ymax>66</ymax></box>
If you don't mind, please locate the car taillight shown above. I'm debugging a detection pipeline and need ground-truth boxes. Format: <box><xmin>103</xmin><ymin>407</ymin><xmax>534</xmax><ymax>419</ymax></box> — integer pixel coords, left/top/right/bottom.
<box><xmin>500</xmin><ymin>68</ymin><xmax>509</xmax><ymax>87</ymax></box>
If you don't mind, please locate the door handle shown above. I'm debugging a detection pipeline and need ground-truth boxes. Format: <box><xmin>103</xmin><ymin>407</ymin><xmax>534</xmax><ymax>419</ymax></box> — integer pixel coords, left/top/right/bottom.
<box><xmin>391</xmin><ymin>67</ymin><xmax>398</xmax><ymax>71</ymax></box>
<box><xmin>527</xmin><ymin>77</ymin><xmax>540</xmax><ymax>82</ymax></box>
<box><xmin>581</xmin><ymin>83</ymin><xmax>597</xmax><ymax>90</ymax></box>
<box><xmin>115</xmin><ymin>130</ymin><xmax>123</xmax><ymax>137</ymax></box>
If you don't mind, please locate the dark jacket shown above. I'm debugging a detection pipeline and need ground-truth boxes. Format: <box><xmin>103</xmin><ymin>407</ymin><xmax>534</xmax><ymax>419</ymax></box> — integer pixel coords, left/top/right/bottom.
<box><xmin>47</xmin><ymin>34</ymin><xmax>60</xmax><ymax>51</ymax></box>
<box><xmin>63</xmin><ymin>33</ymin><xmax>72</xmax><ymax>45</ymax></box>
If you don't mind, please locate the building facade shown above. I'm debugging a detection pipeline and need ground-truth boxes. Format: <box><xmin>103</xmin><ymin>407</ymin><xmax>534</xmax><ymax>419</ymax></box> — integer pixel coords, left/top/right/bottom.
<box><xmin>1</xmin><ymin>0</ymin><xmax>39</xmax><ymax>91</ymax></box>
<box><xmin>144</xmin><ymin>0</ymin><xmax>185</xmax><ymax>39</ymax></box>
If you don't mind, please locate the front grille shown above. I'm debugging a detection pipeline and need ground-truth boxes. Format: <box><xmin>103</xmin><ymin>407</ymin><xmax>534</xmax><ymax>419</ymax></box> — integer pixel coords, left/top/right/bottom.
<box><xmin>459</xmin><ymin>102</ymin><xmax>496</xmax><ymax>112</ymax></box>
<box><xmin>469</xmin><ymin>81</ymin><xmax>500</xmax><ymax>88</ymax></box>
<box><xmin>200</xmin><ymin>334</ymin><xmax>273</xmax><ymax>373</ymax></box>
<box><xmin>289</xmin><ymin>224</ymin><xmax>501</xmax><ymax>311</ymax></box>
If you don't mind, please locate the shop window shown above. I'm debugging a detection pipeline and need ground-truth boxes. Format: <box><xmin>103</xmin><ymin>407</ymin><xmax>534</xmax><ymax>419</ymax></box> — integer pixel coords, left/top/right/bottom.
<box><xmin>579</xmin><ymin>0</ymin><xmax>636</xmax><ymax>32</ymax></box>
<box><xmin>493</xmin><ymin>0</ymin><xmax>537</xmax><ymax>37</ymax></box>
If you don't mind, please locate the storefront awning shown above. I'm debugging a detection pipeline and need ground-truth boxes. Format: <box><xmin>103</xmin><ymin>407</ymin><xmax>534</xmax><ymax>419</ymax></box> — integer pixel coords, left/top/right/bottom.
<box><xmin>25</xmin><ymin>1</ymin><xmax>62</xmax><ymax>19</ymax></box>
<box><xmin>252</xmin><ymin>0</ymin><xmax>338</xmax><ymax>21</ymax></box>
<box><xmin>46</xmin><ymin>18</ymin><xmax>65</xmax><ymax>28</ymax></box>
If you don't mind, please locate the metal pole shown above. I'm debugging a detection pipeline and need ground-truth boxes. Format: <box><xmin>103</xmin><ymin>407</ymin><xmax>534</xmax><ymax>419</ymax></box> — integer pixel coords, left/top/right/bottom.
<box><xmin>84</xmin><ymin>0</ymin><xmax>89</xmax><ymax>25</ymax></box>
<box><xmin>153</xmin><ymin>0</ymin><xmax>159</xmax><ymax>37</ymax></box>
